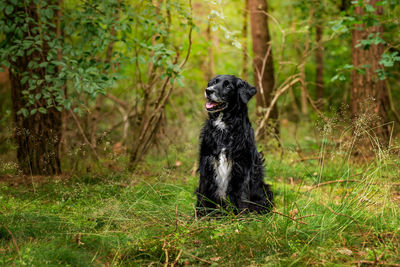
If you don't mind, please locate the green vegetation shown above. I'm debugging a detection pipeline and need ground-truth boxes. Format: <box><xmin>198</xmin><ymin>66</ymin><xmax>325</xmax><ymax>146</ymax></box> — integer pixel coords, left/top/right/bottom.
<box><xmin>1</xmin><ymin>122</ymin><xmax>399</xmax><ymax>266</ymax></box>
<box><xmin>1</xmin><ymin>0</ymin><xmax>400</xmax><ymax>265</ymax></box>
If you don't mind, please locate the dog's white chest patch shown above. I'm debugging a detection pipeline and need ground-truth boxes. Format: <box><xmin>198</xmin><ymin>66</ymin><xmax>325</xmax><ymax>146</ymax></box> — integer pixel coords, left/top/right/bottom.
<box><xmin>214</xmin><ymin>148</ymin><xmax>232</xmax><ymax>198</ymax></box>
<box><xmin>213</xmin><ymin>113</ymin><xmax>226</xmax><ymax>130</ymax></box>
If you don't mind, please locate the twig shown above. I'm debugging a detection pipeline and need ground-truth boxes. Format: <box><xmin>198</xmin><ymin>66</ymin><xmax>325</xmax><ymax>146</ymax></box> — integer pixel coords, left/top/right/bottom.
<box><xmin>290</xmin><ymin>156</ymin><xmax>322</xmax><ymax>164</ymax></box>
<box><xmin>69</xmin><ymin>109</ymin><xmax>100</xmax><ymax>162</ymax></box>
<box><xmin>296</xmin><ymin>214</ymin><xmax>317</xmax><ymax>220</ymax></box>
<box><xmin>386</xmin><ymin>80</ymin><xmax>400</xmax><ymax>124</ymax></box>
<box><xmin>177</xmin><ymin>0</ymin><xmax>193</xmax><ymax>70</ymax></box>
<box><xmin>163</xmin><ymin>240</ymin><xmax>169</xmax><ymax>267</ymax></box>
<box><xmin>180</xmin><ymin>250</ymin><xmax>212</xmax><ymax>265</ymax></box>
<box><xmin>352</xmin><ymin>260</ymin><xmax>400</xmax><ymax>267</ymax></box>
<box><xmin>172</xmin><ymin>249</ymin><xmax>183</xmax><ymax>267</ymax></box>
<box><xmin>174</xmin><ymin>205</ymin><xmax>178</xmax><ymax>232</ymax></box>
<box><xmin>308</xmin><ymin>179</ymin><xmax>400</xmax><ymax>192</ymax></box>
<box><xmin>301</xmin><ymin>83</ymin><xmax>329</xmax><ymax>124</ymax></box>
<box><xmin>256</xmin><ymin>76</ymin><xmax>300</xmax><ymax>138</ymax></box>
<box><xmin>5</xmin><ymin>226</ymin><xmax>21</xmax><ymax>261</ymax></box>
<box><xmin>255</xmin><ymin>45</ymin><xmax>272</xmax><ymax>107</ymax></box>
<box><xmin>320</xmin><ymin>202</ymin><xmax>362</xmax><ymax>233</ymax></box>
<box><xmin>105</xmin><ymin>93</ymin><xmax>129</xmax><ymax>109</ymax></box>
<box><xmin>307</xmin><ymin>179</ymin><xmax>361</xmax><ymax>192</ymax></box>
<box><xmin>271</xmin><ymin>210</ymin><xmax>307</xmax><ymax>225</ymax></box>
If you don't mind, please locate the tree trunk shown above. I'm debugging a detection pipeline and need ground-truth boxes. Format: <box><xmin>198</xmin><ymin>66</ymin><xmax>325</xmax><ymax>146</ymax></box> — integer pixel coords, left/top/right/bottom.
<box><xmin>7</xmin><ymin>2</ymin><xmax>62</xmax><ymax>175</ymax></box>
<box><xmin>248</xmin><ymin>0</ymin><xmax>277</xmax><ymax>123</ymax></box>
<box><xmin>351</xmin><ymin>0</ymin><xmax>389</xmax><ymax>145</ymax></box>
<box><xmin>299</xmin><ymin>62</ymin><xmax>308</xmax><ymax>115</ymax></box>
<box><xmin>242</xmin><ymin>0</ymin><xmax>248</xmax><ymax>80</ymax></box>
<box><xmin>315</xmin><ymin>24</ymin><xmax>324</xmax><ymax>108</ymax></box>
<box><xmin>205</xmin><ymin>21</ymin><xmax>215</xmax><ymax>81</ymax></box>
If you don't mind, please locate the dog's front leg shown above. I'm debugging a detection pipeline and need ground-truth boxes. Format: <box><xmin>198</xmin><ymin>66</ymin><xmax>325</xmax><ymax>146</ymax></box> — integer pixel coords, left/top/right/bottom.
<box><xmin>226</xmin><ymin>167</ymin><xmax>251</xmax><ymax>213</ymax></box>
<box><xmin>196</xmin><ymin>155</ymin><xmax>218</xmax><ymax>216</ymax></box>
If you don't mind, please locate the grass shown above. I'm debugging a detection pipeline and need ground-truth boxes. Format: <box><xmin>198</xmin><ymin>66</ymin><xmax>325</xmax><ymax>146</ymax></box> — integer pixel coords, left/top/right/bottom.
<box><xmin>1</xmin><ymin>122</ymin><xmax>400</xmax><ymax>266</ymax></box>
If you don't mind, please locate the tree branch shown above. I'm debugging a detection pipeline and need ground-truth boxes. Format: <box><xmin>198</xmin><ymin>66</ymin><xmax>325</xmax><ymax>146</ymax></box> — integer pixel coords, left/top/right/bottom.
<box><xmin>256</xmin><ymin>76</ymin><xmax>300</xmax><ymax>138</ymax></box>
<box><xmin>69</xmin><ymin>109</ymin><xmax>100</xmax><ymax>161</ymax></box>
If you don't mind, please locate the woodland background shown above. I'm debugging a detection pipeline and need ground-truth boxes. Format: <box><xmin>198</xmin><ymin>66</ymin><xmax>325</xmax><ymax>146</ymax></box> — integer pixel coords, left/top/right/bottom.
<box><xmin>0</xmin><ymin>0</ymin><xmax>400</xmax><ymax>265</ymax></box>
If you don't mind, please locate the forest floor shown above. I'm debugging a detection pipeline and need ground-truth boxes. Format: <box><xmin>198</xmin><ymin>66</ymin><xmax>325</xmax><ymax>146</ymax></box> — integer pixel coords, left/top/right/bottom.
<box><xmin>1</xmin><ymin>122</ymin><xmax>400</xmax><ymax>266</ymax></box>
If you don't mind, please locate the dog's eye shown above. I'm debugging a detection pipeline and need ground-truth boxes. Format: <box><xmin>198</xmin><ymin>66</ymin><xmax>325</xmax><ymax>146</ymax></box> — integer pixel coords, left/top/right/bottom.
<box><xmin>223</xmin><ymin>81</ymin><xmax>231</xmax><ymax>88</ymax></box>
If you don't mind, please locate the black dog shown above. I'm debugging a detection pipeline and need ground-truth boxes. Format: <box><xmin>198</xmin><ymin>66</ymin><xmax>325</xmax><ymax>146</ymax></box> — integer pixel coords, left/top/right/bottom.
<box><xmin>196</xmin><ymin>75</ymin><xmax>273</xmax><ymax>216</ymax></box>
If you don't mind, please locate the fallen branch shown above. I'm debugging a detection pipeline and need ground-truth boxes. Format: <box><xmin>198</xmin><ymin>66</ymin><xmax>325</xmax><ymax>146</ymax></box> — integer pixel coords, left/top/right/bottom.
<box><xmin>352</xmin><ymin>260</ymin><xmax>400</xmax><ymax>267</ymax></box>
<box><xmin>172</xmin><ymin>249</ymin><xmax>183</xmax><ymax>267</ymax></box>
<box><xmin>180</xmin><ymin>250</ymin><xmax>212</xmax><ymax>265</ymax></box>
<box><xmin>5</xmin><ymin>226</ymin><xmax>21</xmax><ymax>261</ymax></box>
<box><xmin>271</xmin><ymin>209</ymin><xmax>308</xmax><ymax>225</ymax></box>
<box><xmin>169</xmin><ymin>244</ymin><xmax>212</xmax><ymax>265</ymax></box>
<box><xmin>163</xmin><ymin>240</ymin><xmax>169</xmax><ymax>267</ymax></box>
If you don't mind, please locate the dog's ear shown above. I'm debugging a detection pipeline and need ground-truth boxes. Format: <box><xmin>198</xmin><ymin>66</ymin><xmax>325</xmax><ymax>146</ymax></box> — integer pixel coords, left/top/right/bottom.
<box><xmin>237</xmin><ymin>79</ymin><xmax>257</xmax><ymax>104</ymax></box>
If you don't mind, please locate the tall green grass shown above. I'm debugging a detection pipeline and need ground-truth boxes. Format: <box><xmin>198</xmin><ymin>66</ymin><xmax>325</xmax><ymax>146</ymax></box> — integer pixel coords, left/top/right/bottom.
<box><xmin>0</xmin><ymin>121</ymin><xmax>399</xmax><ymax>265</ymax></box>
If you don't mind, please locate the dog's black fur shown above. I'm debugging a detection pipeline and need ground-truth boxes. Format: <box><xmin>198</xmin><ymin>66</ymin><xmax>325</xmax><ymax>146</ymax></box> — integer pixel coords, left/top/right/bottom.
<box><xmin>196</xmin><ymin>75</ymin><xmax>273</xmax><ymax>216</ymax></box>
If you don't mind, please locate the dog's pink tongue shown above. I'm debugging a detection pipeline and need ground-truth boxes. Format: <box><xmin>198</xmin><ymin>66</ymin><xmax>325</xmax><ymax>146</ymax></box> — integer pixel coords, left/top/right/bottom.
<box><xmin>206</xmin><ymin>102</ymin><xmax>217</xmax><ymax>109</ymax></box>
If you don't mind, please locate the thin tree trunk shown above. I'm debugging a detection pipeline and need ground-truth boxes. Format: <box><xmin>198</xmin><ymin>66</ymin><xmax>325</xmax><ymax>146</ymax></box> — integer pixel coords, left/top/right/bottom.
<box><xmin>248</xmin><ymin>0</ymin><xmax>278</xmax><ymax>133</ymax></box>
<box><xmin>351</xmin><ymin>0</ymin><xmax>389</xmax><ymax>145</ymax></box>
<box><xmin>7</xmin><ymin>2</ymin><xmax>62</xmax><ymax>175</ymax></box>
<box><xmin>315</xmin><ymin>24</ymin><xmax>324</xmax><ymax>108</ymax></box>
<box><xmin>242</xmin><ymin>0</ymin><xmax>248</xmax><ymax>80</ymax></box>
<box><xmin>206</xmin><ymin>21</ymin><xmax>215</xmax><ymax>81</ymax></box>
<box><xmin>299</xmin><ymin>62</ymin><xmax>308</xmax><ymax>115</ymax></box>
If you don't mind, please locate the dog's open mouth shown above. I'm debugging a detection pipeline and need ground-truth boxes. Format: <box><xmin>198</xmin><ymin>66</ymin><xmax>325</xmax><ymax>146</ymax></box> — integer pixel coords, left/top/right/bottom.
<box><xmin>205</xmin><ymin>100</ymin><xmax>227</xmax><ymax>113</ymax></box>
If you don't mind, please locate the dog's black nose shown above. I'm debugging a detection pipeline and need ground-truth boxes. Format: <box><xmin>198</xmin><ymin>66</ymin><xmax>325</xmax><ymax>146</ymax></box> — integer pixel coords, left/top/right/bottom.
<box><xmin>205</xmin><ymin>87</ymin><xmax>215</xmax><ymax>96</ymax></box>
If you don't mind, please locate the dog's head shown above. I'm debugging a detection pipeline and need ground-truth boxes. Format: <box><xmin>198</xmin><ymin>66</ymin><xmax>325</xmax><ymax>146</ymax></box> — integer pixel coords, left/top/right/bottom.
<box><xmin>205</xmin><ymin>75</ymin><xmax>257</xmax><ymax>113</ymax></box>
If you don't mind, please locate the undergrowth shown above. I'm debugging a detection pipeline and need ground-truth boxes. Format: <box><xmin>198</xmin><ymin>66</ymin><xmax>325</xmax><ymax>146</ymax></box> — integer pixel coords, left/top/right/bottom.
<box><xmin>0</xmin><ymin>121</ymin><xmax>400</xmax><ymax>266</ymax></box>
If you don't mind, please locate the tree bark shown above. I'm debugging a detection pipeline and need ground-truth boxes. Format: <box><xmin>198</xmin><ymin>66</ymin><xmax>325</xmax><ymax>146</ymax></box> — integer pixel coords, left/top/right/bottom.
<box><xmin>351</xmin><ymin>0</ymin><xmax>389</xmax><ymax>144</ymax></box>
<box><xmin>205</xmin><ymin>21</ymin><xmax>215</xmax><ymax>81</ymax></box>
<box><xmin>248</xmin><ymin>0</ymin><xmax>279</xmax><ymax>138</ymax></box>
<box><xmin>299</xmin><ymin>61</ymin><xmax>308</xmax><ymax>115</ymax></box>
<box><xmin>248</xmin><ymin>0</ymin><xmax>277</xmax><ymax>123</ymax></box>
<box><xmin>7</xmin><ymin>2</ymin><xmax>62</xmax><ymax>175</ymax></box>
<box><xmin>242</xmin><ymin>0</ymin><xmax>248</xmax><ymax>80</ymax></box>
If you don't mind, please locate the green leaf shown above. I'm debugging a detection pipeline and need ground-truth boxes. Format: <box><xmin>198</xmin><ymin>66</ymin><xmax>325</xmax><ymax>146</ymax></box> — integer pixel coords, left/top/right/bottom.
<box><xmin>35</xmin><ymin>93</ymin><xmax>41</xmax><ymax>100</ymax></box>
<box><xmin>17</xmin><ymin>108</ymin><xmax>29</xmax><ymax>117</ymax></box>
<box><xmin>73</xmin><ymin>107</ymin><xmax>82</xmax><ymax>116</ymax></box>
<box><xmin>64</xmin><ymin>101</ymin><xmax>71</xmax><ymax>110</ymax></box>
<box><xmin>30</xmin><ymin>109</ymin><xmax>37</xmax><ymax>115</ymax></box>
<box><xmin>380</xmin><ymin>52</ymin><xmax>400</xmax><ymax>67</ymax></box>
<box><xmin>38</xmin><ymin>107</ymin><xmax>47</xmax><ymax>114</ymax></box>
<box><xmin>5</xmin><ymin>5</ymin><xmax>13</xmax><ymax>15</ymax></box>
<box><xmin>45</xmin><ymin>8</ymin><xmax>54</xmax><ymax>19</ymax></box>
<box><xmin>21</xmin><ymin>76</ymin><xmax>29</xmax><ymax>85</ymax></box>
<box><xmin>0</xmin><ymin>2</ymin><xmax>6</xmax><ymax>11</ymax></box>
<box><xmin>364</xmin><ymin>4</ymin><xmax>375</xmax><ymax>13</ymax></box>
